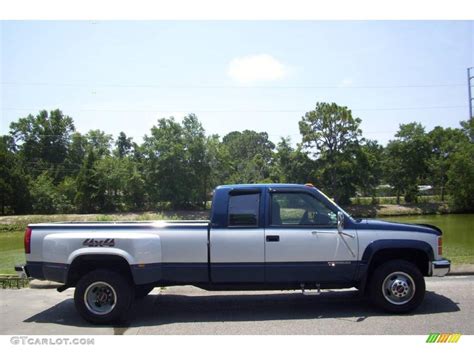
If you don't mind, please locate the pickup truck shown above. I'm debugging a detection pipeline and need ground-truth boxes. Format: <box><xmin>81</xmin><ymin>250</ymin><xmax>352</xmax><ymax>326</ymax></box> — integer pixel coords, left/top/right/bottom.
<box><xmin>16</xmin><ymin>183</ymin><xmax>450</xmax><ymax>324</ymax></box>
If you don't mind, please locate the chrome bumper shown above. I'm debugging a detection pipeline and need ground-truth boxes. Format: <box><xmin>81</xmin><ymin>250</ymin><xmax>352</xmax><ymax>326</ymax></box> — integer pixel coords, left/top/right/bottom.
<box><xmin>430</xmin><ymin>259</ymin><xmax>451</xmax><ymax>277</ymax></box>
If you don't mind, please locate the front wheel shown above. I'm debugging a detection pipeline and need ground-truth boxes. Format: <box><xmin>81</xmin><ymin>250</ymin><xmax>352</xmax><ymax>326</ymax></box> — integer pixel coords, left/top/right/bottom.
<box><xmin>74</xmin><ymin>269</ymin><xmax>134</xmax><ymax>324</ymax></box>
<box><xmin>369</xmin><ymin>259</ymin><xmax>425</xmax><ymax>313</ymax></box>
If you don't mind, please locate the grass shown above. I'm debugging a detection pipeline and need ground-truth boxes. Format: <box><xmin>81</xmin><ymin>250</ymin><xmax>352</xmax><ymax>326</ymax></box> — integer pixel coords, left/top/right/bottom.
<box><xmin>443</xmin><ymin>246</ymin><xmax>474</xmax><ymax>265</ymax></box>
<box><xmin>0</xmin><ymin>231</ymin><xmax>25</xmax><ymax>274</ymax></box>
<box><xmin>350</xmin><ymin>195</ymin><xmax>444</xmax><ymax>205</ymax></box>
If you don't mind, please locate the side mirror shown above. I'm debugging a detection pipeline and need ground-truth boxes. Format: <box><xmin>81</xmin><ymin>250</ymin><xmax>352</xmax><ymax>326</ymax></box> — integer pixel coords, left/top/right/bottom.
<box><xmin>337</xmin><ymin>211</ymin><xmax>344</xmax><ymax>233</ymax></box>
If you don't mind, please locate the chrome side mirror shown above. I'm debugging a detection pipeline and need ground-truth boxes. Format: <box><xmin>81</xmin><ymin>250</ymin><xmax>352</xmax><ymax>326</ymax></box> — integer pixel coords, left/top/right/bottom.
<box><xmin>337</xmin><ymin>211</ymin><xmax>344</xmax><ymax>233</ymax></box>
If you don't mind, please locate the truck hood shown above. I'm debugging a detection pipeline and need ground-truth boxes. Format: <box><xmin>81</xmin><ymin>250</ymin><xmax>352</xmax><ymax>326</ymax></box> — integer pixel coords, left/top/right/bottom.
<box><xmin>355</xmin><ymin>218</ymin><xmax>442</xmax><ymax>236</ymax></box>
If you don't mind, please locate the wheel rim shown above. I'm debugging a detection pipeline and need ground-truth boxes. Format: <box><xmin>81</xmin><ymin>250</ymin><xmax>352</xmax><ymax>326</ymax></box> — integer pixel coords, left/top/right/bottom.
<box><xmin>84</xmin><ymin>281</ymin><xmax>117</xmax><ymax>315</ymax></box>
<box><xmin>382</xmin><ymin>271</ymin><xmax>416</xmax><ymax>305</ymax></box>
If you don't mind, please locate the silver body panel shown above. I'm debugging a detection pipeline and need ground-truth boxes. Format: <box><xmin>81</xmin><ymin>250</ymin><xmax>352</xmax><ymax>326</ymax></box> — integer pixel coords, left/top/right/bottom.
<box><xmin>25</xmin><ymin>219</ymin><xmax>444</xmax><ymax>286</ymax></box>
<box><xmin>27</xmin><ymin>222</ymin><xmax>442</xmax><ymax>268</ymax></box>
<box><xmin>27</xmin><ymin>222</ymin><xmax>209</xmax><ymax>266</ymax></box>
<box><xmin>264</xmin><ymin>228</ymin><xmax>358</xmax><ymax>262</ymax></box>
<box><xmin>210</xmin><ymin>228</ymin><xmax>264</xmax><ymax>263</ymax></box>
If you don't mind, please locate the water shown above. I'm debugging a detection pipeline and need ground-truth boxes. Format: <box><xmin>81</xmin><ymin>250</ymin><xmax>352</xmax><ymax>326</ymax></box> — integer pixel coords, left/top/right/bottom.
<box><xmin>382</xmin><ymin>214</ymin><xmax>474</xmax><ymax>264</ymax></box>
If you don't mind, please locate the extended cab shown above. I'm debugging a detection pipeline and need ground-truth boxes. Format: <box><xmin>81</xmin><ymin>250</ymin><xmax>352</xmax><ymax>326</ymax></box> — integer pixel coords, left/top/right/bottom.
<box><xmin>16</xmin><ymin>184</ymin><xmax>450</xmax><ymax>323</ymax></box>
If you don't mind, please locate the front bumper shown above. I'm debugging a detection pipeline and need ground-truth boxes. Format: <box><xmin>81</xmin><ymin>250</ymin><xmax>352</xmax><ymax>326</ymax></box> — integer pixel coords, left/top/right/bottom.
<box><xmin>430</xmin><ymin>259</ymin><xmax>451</xmax><ymax>277</ymax></box>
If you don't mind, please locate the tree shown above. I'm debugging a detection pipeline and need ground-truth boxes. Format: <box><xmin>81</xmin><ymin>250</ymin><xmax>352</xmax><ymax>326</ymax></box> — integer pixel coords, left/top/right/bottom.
<box><xmin>143</xmin><ymin>117</ymin><xmax>192</xmax><ymax>208</ymax></box>
<box><xmin>383</xmin><ymin>141</ymin><xmax>405</xmax><ymax>204</ymax></box>
<box><xmin>205</xmin><ymin>134</ymin><xmax>232</xmax><ymax>188</ymax></box>
<box><xmin>122</xmin><ymin>158</ymin><xmax>147</xmax><ymax>211</ymax></box>
<box><xmin>460</xmin><ymin>117</ymin><xmax>473</xmax><ymax>142</ymax></box>
<box><xmin>56</xmin><ymin>176</ymin><xmax>77</xmax><ymax>213</ymax></box>
<box><xmin>94</xmin><ymin>156</ymin><xmax>124</xmax><ymax>212</ymax></box>
<box><xmin>75</xmin><ymin>150</ymin><xmax>100</xmax><ymax>212</ymax></box>
<box><xmin>29</xmin><ymin>172</ymin><xmax>65</xmax><ymax>214</ymax></box>
<box><xmin>447</xmin><ymin>142</ymin><xmax>474</xmax><ymax>211</ymax></box>
<box><xmin>428</xmin><ymin>126</ymin><xmax>468</xmax><ymax>200</ymax></box>
<box><xmin>384</xmin><ymin>123</ymin><xmax>430</xmax><ymax>203</ymax></box>
<box><xmin>85</xmin><ymin>130</ymin><xmax>113</xmax><ymax>158</ymax></box>
<box><xmin>3</xmin><ymin>106</ymin><xmax>473</xmax><ymax>215</ymax></box>
<box><xmin>0</xmin><ymin>135</ymin><xmax>31</xmax><ymax>214</ymax></box>
<box><xmin>299</xmin><ymin>102</ymin><xmax>363</xmax><ymax>204</ymax></box>
<box><xmin>115</xmin><ymin>132</ymin><xmax>133</xmax><ymax>158</ymax></box>
<box><xmin>222</xmin><ymin>130</ymin><xmax>275</xmax><ymax>183</ymax></box>
<box><xmin>354</xmin><ymin>140</ymin><xmax>384</xmax><ymax>201</ymax></box>
<box><xmin>9</xmin><ymin>109</ymin><xmax>75</xmax><ymax>181</ymax></box>
<box><xmin>65</xmin><ymin>132</ymin><xmax>88</xmax><ymax>176</ymax></box>
<box><xmin>272</xmin><ymin>137</ymin><xmax>315</xmax><ymax>183</ymax></box>
<box><xmin>182</xmin><ymin>114</ymin><xmax>211</xmax><ymax>207</ymax></box>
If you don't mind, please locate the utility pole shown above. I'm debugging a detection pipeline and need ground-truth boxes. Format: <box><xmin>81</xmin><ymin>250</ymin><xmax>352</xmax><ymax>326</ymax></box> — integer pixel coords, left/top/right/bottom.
<box><xmin>468</xmin><ymin>67</ymin><xmax>474</xmax><ymax>120</ymax></box>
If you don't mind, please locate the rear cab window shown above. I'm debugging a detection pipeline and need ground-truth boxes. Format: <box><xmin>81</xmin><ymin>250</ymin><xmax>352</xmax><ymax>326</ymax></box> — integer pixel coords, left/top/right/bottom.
<box><xmin>228</xmin><ymin>193</ymin><xmax>260</xmax><ymax>227</ymax></box>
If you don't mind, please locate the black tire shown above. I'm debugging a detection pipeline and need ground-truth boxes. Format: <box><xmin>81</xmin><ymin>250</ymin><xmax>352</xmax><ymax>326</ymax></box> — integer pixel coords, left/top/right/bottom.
<box><xmin>134</xmin><ymin>285</ymin><xmax>154</xmax><ymax>299</ymax></box>
<box><xmin>369</xmin><ymin>259</ymin><xmax>425</xmax><ymax>313</ymax></box>
<box><xmin>74</xmin><ymin>269</ymin><xmax>134</xmax><ymax>324</ymax></box>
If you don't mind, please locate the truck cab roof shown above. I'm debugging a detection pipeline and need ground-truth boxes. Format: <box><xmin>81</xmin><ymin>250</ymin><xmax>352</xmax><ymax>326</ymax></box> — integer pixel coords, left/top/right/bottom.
<box><xmin>215</xmin><ymin>183</ymin><xmax>315</xmax><ymax>190</ymax></box>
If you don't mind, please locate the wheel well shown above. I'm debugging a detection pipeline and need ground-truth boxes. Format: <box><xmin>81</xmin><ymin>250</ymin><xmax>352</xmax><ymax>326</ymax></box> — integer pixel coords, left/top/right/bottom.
<box><xmin>367</xmin><ymin>248</ymin><xmax>430</xmax><ymax>277</ymax></box>
<box><xmin>67</xmin><ymin>254</ymin><xmax>133</xmax><ymax>286</ymax></box>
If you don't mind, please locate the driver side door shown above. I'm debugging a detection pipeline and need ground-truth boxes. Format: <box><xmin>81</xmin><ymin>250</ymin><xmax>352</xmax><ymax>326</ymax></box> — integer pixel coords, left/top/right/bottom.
<box><xmin>264</xmin><ymin>190</ymin><xmax>357</xmax><ymax>283</ymax></box>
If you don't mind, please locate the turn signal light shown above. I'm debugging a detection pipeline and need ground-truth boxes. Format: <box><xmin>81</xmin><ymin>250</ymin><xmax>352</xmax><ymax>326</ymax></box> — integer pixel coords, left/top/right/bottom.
<box><xmin>438</xmin><ymin>236</ymin><xmax>443</xmax><ymax>256</ymax></box>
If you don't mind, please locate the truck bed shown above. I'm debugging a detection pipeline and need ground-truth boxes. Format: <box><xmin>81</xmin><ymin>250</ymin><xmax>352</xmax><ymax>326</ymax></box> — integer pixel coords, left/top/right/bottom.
<box><xmin>26</xmin><ymin>220</ymin><xmax>211</xmax><ymax>285</ymax></box>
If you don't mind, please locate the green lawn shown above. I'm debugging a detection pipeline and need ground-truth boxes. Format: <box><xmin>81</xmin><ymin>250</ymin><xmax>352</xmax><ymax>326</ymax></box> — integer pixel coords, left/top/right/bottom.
<box><xmin>0</xmin><ymin>231</ymin><xmax>25</xmax><ymax>274</ymax></box>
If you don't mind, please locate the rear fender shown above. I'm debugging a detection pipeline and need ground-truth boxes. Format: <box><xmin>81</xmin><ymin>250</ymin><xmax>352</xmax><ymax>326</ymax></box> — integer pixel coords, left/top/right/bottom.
<box><xmin>40</xmin><ymin>232</ymin><xmax>162</xmax><ymax>266</ymax></box>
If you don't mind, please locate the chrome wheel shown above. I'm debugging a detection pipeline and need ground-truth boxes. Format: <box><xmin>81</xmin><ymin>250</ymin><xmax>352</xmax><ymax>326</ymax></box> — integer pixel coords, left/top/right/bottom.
<box><xmin>84</xmin><ymin>281</ymin><xmax>117</xmax><ymax>315</ymax></box>
<box><xmin>382</xmin><ymin>271</ymin><xmax>416</xmax><ymax>305</ymax></box>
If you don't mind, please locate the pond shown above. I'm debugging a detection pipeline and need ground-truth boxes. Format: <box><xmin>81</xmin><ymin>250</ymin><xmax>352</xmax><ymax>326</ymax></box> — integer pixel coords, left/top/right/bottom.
<box><xmin>382</xmin><ymin>214</ymin><xmax>474</xmax><ymax>264</ymax></box>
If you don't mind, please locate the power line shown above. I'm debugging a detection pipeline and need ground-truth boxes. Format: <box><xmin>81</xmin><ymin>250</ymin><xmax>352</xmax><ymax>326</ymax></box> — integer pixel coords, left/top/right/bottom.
<box><xmin>1</xmin><ymin>105</ymin><xmax>466</xmax><ymax>114</ymax></box>
<box><xmin>1</xmin><ymin>81</ymin><xmax>465</xmax><ymax>89</ymax></box>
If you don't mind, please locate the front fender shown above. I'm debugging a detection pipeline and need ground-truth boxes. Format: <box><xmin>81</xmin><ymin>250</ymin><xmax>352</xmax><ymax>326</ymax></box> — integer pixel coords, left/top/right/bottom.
<box><xmin>356</xmin><ymin>239</ymin><xmax>434</xmax><ymax>292</ymax></box>
<box><xmin>361</xmin><ymin>239</ymin><xmax>435</xmax><ymax>264</ymax></box>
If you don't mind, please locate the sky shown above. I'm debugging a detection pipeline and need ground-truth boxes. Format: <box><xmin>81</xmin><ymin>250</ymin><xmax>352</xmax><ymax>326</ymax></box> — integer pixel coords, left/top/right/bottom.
<box><xmin>1</xmin><ymin>21</ymin><xmax>473</xmax><ymax>145</ymax></box>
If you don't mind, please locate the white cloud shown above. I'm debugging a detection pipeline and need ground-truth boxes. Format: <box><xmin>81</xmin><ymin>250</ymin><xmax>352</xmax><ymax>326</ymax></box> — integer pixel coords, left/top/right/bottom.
<box><xmin>227</xmin><ymin>54</ymin><xmax>287</xmax><ymax>85</ymax></box>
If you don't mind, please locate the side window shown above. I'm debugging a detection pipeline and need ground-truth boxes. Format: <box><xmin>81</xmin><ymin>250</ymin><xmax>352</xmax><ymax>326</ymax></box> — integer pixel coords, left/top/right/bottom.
<box><xmin>271</xmin><ymin>192</ymin><xmax>337</xmax><ymax>227</ymax></box>
<box><xmin>228</xmin><ymin>193</ymin><xmax>260</xmax><ymax>227</ymax></box>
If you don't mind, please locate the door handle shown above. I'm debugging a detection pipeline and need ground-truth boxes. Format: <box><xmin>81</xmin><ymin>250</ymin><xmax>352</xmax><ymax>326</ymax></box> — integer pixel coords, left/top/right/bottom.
<box><xmin>266</xmin><ymin>235</ymin><xmax>280</xmax><ymax>242</ymax></box>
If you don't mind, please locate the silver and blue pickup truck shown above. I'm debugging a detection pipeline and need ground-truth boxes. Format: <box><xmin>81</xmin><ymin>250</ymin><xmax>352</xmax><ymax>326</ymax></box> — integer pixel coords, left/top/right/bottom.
<box><xmin>16</xmin><ymin>183</ymin><xmax>450</xmax><ymax>324</ymax></box>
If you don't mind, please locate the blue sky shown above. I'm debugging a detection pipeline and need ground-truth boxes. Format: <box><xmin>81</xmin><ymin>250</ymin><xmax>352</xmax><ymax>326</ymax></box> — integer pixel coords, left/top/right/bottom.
<box><xmin>1</xmin><ymin>21</ymin><xmax>473</xmax><ymax>145</ymax></box>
